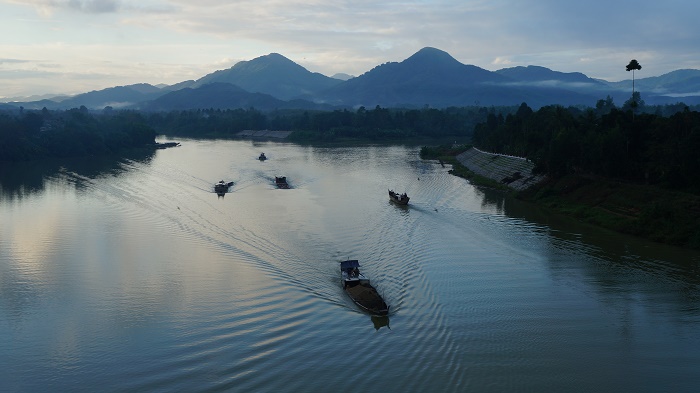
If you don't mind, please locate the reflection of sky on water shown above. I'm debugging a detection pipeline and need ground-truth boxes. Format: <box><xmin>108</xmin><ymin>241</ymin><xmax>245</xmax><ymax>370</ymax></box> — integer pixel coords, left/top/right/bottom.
<box><xmin>2</xmin><ymin>140</ymin><xmax>700</xmax><ymax>392</ymax></box>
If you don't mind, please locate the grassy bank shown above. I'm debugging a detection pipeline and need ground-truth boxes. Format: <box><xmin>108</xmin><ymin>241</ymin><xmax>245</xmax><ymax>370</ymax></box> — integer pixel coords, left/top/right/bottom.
<box><xmin>517</xmin><ymin>175</ymin><xmax>700</xmax><ymax>249</ymax></box>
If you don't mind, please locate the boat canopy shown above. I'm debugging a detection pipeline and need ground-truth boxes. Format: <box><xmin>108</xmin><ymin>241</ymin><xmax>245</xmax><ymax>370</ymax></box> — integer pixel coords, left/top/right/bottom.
<box><xmin>340</xmin><ymin>260</ymin><xmax>361</xmax><ymax>269</ymax></box>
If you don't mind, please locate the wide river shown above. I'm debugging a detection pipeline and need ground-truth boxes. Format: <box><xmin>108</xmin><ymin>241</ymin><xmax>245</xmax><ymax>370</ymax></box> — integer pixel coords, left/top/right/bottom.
<box><xmin>2</xmin><ymin>139</ymin><xmax>699</xmax><ymax>392</ymax></box>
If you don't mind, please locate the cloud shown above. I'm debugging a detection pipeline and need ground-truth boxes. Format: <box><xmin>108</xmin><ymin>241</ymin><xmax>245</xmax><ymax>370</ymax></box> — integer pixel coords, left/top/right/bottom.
<box><xmin>492</xmin><ymin>57</ymin><xmax>513</xmax><ymax>66</ymax></box>
<box><xmin>0</xmin><ymin>58</ymin><xmax>32</xmax><ymax>65</ymax></box>
<box><xmin>2</xmin><ymin>0</ymin><xmax>700</xmax><ymax>97</ymax></box>
<box><xmin>67</xmin><ymin>0</ymin><xmax>120</xmax><ymax>13</ymax></box>
<box><xmin>6</xmin><ymin>0</ymin><xmax>175</xmax><ymax>15</ymax></box>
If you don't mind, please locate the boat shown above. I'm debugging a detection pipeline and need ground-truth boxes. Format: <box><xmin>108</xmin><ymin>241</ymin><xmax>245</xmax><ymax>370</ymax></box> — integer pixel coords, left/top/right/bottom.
<box><xmin>388</xmin><ymin>189</ymin><xmax>410</xmax><ymax>205</ymax></box>
<box><xmin>214</xmin><ymin>180</ymin><xmax>234</xmax><ymax>194</ymax></box>
<box><xmin>259</xmin><ymin>152</ymin><xmax>267</xmax><ymax>160</ymax></box>
<box><xmin>275</xmin><ymin>176</ymin><xmax>289</xmax><ymax>189</ymax></box>
<box><xmin>340</xmin><ymin>260</ymin><xmax>389</xmax><ymax>316</ymax></box>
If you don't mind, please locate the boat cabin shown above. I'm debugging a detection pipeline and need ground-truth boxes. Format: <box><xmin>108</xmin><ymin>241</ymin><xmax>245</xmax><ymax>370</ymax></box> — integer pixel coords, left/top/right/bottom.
<box><xmin>340</xmin><ymin>259</ymin><xmax>369</xmax><ymax>287</ymax></box>
<box><xmin>214</xmin><ymin>180</ymin><xmax>233</xmax><ymax>194</ymax></box>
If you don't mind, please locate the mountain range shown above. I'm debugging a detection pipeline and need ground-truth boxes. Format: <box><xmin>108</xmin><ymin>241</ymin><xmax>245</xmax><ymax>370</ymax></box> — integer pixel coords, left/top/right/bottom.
<box><xmin>6</xmin><ymin>47</ymin><xmax>700</xmax><ymax>112</ymax></box>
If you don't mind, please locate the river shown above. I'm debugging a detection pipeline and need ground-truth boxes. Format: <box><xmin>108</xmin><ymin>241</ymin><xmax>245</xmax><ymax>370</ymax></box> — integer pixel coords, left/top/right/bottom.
<box><xmin>1</xmin><ymin>139</ymin><xmax>699</xmax><ymax>392</ymax></box>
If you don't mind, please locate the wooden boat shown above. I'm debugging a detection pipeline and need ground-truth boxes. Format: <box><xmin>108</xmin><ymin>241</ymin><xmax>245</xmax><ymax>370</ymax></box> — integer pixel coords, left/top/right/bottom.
<box><xmin>214</xmin><ymin>180</ymin><xmax>234</xmax><ymax>194</ymax></box>
<box><xmin>388</xmin><ymin>189</ymin><xmax>409</xmax><ymax>205</ymax></box>
<box><xmin>340</xmin><ymin>260</ymin><xmax>389</xmax><ymax>316</ymax></box>
<box><xmin>259</xmin><ymin>152</ymin><xmax>267</xmax><ymax>160</ymax></box>
<box><xmin>275</xmin><ymin>176</ymin><xmax>289</xmax><ymax>189</ymax></box>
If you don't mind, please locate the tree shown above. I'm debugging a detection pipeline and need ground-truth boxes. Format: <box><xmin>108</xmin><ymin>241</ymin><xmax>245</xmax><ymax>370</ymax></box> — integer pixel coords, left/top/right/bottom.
<box><xmin>623</xmin><ymin>92</ymin><xmax>645</xmax><ymax>111</ymax></box>
<box><xmin>626</xmin><ymin>59</ymin><xmax>643</xmax><ymax>122</ymax></box>
<box><xmin>626</xmin><ymin>59</ymin><xmax>642</xmax><ymax>102</ymax></box>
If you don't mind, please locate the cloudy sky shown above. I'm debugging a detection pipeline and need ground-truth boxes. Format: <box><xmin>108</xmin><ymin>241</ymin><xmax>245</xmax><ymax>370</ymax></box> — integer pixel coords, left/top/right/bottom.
<box><xmin>1</xmin><ymin>0</ymin><xmax>699</xmax><ymax>99</ymax></box>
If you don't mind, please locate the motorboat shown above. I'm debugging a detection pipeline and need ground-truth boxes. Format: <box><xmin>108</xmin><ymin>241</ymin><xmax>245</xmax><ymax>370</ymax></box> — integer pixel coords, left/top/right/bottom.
<box><xmin>388</xmin><ymin>189</ymin><xmax>409</xmax><ymax>205</ymax></box>
<box><xmin>275</xmin><ymin>176</ymin><xmax>289</xmax><ymax>189</ymax></box>
<box><xmin>214</xmin><ymin>180</ymin><xmax>234</xmax><ymax>194</ymax></box>
<box><xmin>340</xmin><ymin>260</ymin><xmax>389</xmax><ymax>316</ymax></box>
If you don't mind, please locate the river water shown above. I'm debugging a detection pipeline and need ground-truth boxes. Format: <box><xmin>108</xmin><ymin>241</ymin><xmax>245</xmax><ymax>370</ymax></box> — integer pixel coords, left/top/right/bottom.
<box><xmin>1</xmin><ymin>139</ymin><xmax>699</xmax><ymax>392</ymax></box>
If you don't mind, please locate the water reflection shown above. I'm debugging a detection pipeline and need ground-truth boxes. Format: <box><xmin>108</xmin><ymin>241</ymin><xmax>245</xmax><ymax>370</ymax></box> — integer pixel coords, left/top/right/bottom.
<box><xmin>0</xmin><ymin>149</ymin><xmax>156</xmax><ymax>201</ymax></box>
<box><xmin>3</xmin><ymin>140</ymin><xmax>700</xmax><ymax>392</ymax></box>
<box><xmin>478</xmin><ymin>186</ymin><xmax>700</xmax><ymax>320</ymax></box>
<box><xmin>371</xmin><ymin>315</ymin><xmax>391</xmax><ymax>331</ymax></box>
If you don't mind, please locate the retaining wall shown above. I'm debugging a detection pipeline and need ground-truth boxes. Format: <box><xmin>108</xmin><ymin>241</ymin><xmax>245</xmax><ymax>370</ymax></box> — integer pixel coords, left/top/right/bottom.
<box><xmin>455</xmin><ymin>148</ymin><xmax>546</xmax><ymax>191</ymax></box>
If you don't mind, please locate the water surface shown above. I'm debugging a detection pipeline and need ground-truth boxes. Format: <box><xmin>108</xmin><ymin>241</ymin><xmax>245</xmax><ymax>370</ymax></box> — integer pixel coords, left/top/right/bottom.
<box><xmin>1</xmin><ymin>139</ymin><xmax>699</xmax><ymax>392</ymax></box>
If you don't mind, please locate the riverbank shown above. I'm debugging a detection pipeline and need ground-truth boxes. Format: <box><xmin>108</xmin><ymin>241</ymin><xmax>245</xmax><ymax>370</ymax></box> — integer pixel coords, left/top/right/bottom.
<box><xmin>518</xmin><ymin>175</ymin><xmax>700</xmax><ymax>249</ymax></box>
<box><xmin>424</xmin><ymin>145</ymin><xmax>700</xmax><ymax>249</ymax></box>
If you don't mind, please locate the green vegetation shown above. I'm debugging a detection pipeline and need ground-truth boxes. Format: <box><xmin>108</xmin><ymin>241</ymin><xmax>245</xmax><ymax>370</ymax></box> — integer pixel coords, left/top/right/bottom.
<box><xmin>468</xmin><ymin>100</ymin><xmax>700</xmax><ymax>249</ymax></box>
<box><xmin>472</xmin><ymin>103</ymin><xmax>700</xmax><ymax>193</ymax></box>
<box><xmin>144</xmin><ymin>105</ymin><xmax>515</xmax><ymax>142</ymax></box>
<box><xmin>518</xmin><ymin>175</ymin><xmax>700</xmax><ymax>249</ymax></box>
<box><xmin>0</xmin><ymin>106</ymin><xmax>156</xmax><ymax>162</ymax></box>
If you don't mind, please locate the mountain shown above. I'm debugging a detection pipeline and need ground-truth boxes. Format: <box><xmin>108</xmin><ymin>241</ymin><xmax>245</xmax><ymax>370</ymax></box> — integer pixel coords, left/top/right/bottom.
<box><xmin>137</xmin><ymin>82</ymin><xmax>333</xmax><ymax>112</ymax></box>
<box><xmin>311</xmin><ymin>47</ymin><xmax>598</xmax><ymax>108</ymax></box>
<box><xmin>161</xmin><ymin>80</ymin><xmax>196</xmax><ymax>92</ymax></box>
<box><xmin>495</xmin><ymin>65</ymin><xmax>606</xmax><ymax>87</ymax></box>
<box><xmin>6</xmin><ymin>48</ymin><xmax>700</xmax><ymax>111</ymax></box>
<box><xmin>61</xmin><ymin>83</ymin><xmax>165</xmax><ymax>109</ymax></box>
<box><xmin>192</xmin><ymin>53</ymin><xmax>343</xmax><ymax>100</ymax></box>
<box><xmin>331</xmin><ymin>73</ymin><xmax>354</xmax><ymax>81</ymax></box>
<box><xmin>15</xmin><ymin>83</ymin><xmax>167</xmax><ymax>110</ymax></box>
<box><xmin>605</xmin><ymin>69</ymin><xmax>700</xmax><ymax>97</ymax></box>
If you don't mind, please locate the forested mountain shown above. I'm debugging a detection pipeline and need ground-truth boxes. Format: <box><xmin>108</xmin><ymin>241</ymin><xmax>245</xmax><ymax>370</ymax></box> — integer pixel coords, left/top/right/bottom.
<box><xmin>313</xmin><ymin>47</ymin><xmax>606</xmax><ymax>108</ymax></box>
<box><xmin>494</xmin><ymin>65</ymin><xmax>608</xmax><ymax>90</ymax></box>
<box><xmin>192</xmin><ymin>53</ymin><xmax>344</xmax><ymax>100</ymax></box>
<box><xmin>310</xmin><ymin>47</ymin><xmax>519</xmax><ymax>107</ymax></box>
<box><xmin>5</xmin><ymin>47</ymin><xmax>700</xmax><ymax>111</ymax></box>
<box><xmin>603</xmin><ymin>69</ymin><xmax>700</xmax><ymax>96</ymax></box>
<box><xmin>138</xmin><ymin>82</ymin><xmax>333</xmax><ymax>112</ymax></box>
<box><xmin>16</xmin><ymin>83</ymin><xmax>168</xmax><ymax>111</ymax></box>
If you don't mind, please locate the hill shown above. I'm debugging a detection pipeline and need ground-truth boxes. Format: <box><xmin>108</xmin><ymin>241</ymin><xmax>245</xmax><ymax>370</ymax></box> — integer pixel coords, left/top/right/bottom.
<box><xmin>192</xmin><ymin>53</ymin><xmax>343</xmax><ymax>100</ymax></box>
<box><xmin>5</xmin><ymin>48</ymin><xmax>700</xmax><ymax>111</ymax></box>
<box><xmin>138</xmin><ymin>82</ymin><xmax>333</xmax><ymax>112</ymax></box>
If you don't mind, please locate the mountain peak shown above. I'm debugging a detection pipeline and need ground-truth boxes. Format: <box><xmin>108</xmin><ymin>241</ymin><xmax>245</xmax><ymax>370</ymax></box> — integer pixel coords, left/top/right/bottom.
<box><xmin>232</xmin><ymin>52</ymin><xmax>301</xmax><ymax>73</ymax></box>
<box><xmin>405</xmin><ymin>47</ymin><xmax>459</xmax><ymax>65</ymax></box>
<box><xmin>192</xmin><ymin>52</ymin><xmax>342</xmax><ymax>100</ymax></box>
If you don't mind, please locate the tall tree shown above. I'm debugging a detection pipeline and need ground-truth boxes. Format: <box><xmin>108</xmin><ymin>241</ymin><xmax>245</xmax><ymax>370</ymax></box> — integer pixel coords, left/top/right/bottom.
<box><xmin>626</xmin><ymin>59</ymin><xmax>642</xmax><ymax>103</ymax></box>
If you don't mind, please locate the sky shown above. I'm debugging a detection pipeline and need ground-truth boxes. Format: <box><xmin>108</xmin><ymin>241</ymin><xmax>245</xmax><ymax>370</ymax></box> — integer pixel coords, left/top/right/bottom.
<box><xmin>2</xmin><ymin>0</ymin><xmax>699</xmax><ymax>100</ymax></box>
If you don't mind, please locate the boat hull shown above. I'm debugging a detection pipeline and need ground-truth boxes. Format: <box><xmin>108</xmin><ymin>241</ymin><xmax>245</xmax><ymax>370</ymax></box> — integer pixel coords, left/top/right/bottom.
<box><xmin>344</xmin><ymin>283</ymin><xmax>389</xmax><ymax>315</ymax></box>
<box><xmin>340</xmin><ymin>259</ymin><xmax>389</xmax><ymax>316</ymax></box>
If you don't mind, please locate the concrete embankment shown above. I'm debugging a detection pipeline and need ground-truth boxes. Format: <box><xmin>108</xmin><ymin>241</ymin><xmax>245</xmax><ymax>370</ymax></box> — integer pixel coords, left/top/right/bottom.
<box><xmin>455</xmin><ymin>148</ymin><xmax>546</xmax><ymax>191</ymax></box>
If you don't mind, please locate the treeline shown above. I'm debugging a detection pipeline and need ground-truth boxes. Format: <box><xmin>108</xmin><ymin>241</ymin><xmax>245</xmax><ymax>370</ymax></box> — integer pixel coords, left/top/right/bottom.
<box><xmin>0</xmin><ymin>106</ymin><xmax>156</xmax><ymax>162</ymax></box>
<box><xmin>145</xmin><ymin>105</ymin><xmax>505</xmax><ymax>141</ymax></box>
<box><xmin>472</xmin><ymin>102</ymin><xmax>700</xmax><ymax>193</ymax></box>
